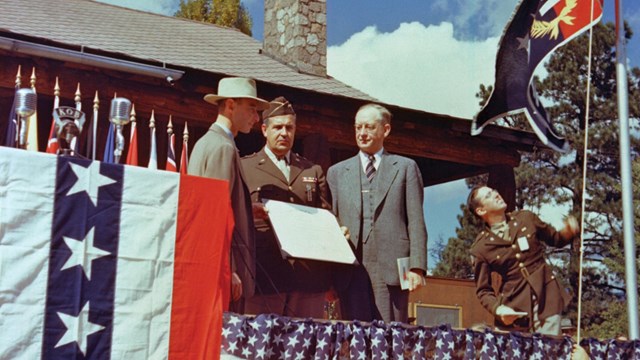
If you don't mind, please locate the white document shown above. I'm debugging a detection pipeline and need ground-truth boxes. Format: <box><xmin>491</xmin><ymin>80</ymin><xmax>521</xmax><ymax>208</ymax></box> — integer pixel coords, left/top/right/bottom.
<box><xmin>397</xmin><ymin>257</ymin><xmax>427</xmax><ymax>290</ymax></box>
<box><xmin>495</xmin><ymin>305</ymin><xmax>528</xmax><ymax>317</ymax></box>
<box><xmin>511</xmin><ymin>311</ymin><xmax>528</xmax><ymax>316</ymax></box>
<box><xmin>397</xmin><ymin>257</ymin><xmax>411</xmax><ymax>290</ymax></box>
<box><xmin>263</xmin><ymin>199</ymin><xmax>357</xmax><ymax>264</ymax></box>
<box><xmin>504</xmin><ymin>310</ymin><xmax>528</xmax><ymax>317</ymax></box>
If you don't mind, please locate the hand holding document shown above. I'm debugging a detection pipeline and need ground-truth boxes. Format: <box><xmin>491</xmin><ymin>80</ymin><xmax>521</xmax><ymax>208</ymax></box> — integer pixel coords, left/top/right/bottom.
<box><xmin>251</xmin><ymin>202</ymin><xmax>269</xmax><ymax>220</ymax></box>
<box><xmin>495</xmin><ymin>305</ymin><xmax>527</xmax><ymax>325</ymax></box>
<box><xmin>397</xmin><ymin>257</ymin><xmax>426</xmax><ymax>290</ymax></box>
<box><xmin>263</xmin><ymin>199</ymin><xmax>356</xmax><ymax>264</ymax></box>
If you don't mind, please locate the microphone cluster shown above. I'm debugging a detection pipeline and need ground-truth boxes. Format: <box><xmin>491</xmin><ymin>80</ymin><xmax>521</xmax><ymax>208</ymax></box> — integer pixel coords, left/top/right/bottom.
<box><xmin>13</xmin><ymin>89</ymin><xmax>133</xmax><ymax>160</ymax></box>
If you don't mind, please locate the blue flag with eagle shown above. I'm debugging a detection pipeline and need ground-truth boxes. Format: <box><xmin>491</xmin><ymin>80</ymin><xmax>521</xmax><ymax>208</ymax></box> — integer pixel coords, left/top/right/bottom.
<box><xmin>472</xmin><ymin>0</ymin><xmax>603</xmax><ymax>152</ymax></box>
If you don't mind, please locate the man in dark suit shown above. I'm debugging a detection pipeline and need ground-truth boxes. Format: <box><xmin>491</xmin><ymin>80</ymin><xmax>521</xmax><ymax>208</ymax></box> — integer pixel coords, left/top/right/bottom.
<box><xmin>188</xmin><ymin>77</ymin><xmax>269</xmax><ymax>311</ymax></box>
<box><xmin>327</xmin><ymin>103</ymin><xmax>428</xmax><ymax>323</ymax></box>
<box><xmin>241</xmin><ymin>97</ymin><xmax>332</xmax><ymax>318</ymax></box>
<box><xmin>467</xmin><ymin>185</ymin><xmax>578</xmax><ymax>335</ymax></box>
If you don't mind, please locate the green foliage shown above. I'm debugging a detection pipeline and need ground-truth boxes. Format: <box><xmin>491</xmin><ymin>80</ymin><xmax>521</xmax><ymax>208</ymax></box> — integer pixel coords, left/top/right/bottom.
<box><xmin>529</xmin><ymin>23</ymin><xmax>640</xmax><ymax>339</ymax></box>
<box><xmin>431</xmin><ymin>204</ymin><xmax>483</xmax><ymax>278</ymax></box>
<box><xmin>435</xmin><ymin>22</ymin><xmax>640</xmax><ymax>338</ymax></box>
<box><xmin>175</xmin><ymin>0</ymin><xmax>253</xmax><ymax>36</ymax></box>
<box><xmin>602</xmin><ymin>158</ymin><xmax>640</xmax><ymax>277</ymax></box>
<box><xmin>585</xmin><ymin>301</ymin><xmax>636</xmax><ymax>339</ymax></box>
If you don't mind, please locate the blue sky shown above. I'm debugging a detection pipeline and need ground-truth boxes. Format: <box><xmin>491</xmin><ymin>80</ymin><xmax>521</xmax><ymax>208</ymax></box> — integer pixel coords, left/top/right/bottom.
<box><xmin>97</xmin><ymin>0</ymin><xmax>640</xmax><ymax>267</ymax></box>
<box><xmin>246</xmin><ymin>0</ymin><xmax>640</xmax><ymax>61</ymax></box>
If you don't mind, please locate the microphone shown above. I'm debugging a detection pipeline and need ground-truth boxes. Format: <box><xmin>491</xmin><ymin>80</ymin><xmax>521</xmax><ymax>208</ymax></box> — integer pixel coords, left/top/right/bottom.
<box><xmin>109</xmin><ymin>97</ymin><xmax>132</xmax><ymax>126</ymax></box>
<box><xmin>15</xmin><ymin>88</ymin><xmax>37</xmax><ymax>117</ymax></box>
<box><xmin>14</xmin><ymin>88</ymin><xmax>37</xmax><ymax>148</ymax></box>
<box><xmin>109</xmin><ymin>97</ymin><xmax>132</xmax><ymax>163</ymax></box>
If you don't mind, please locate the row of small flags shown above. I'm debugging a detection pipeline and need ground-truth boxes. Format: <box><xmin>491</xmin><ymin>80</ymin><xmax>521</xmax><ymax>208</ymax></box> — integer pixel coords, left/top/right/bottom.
<box><xmin>3</xmin><ymin>66</ymin><xmax>189</xmax><ymax>174</ymax></box>
<box><xmin>100</xmin><ymin>109</ymin><xmax>189</xmax><ymax>174</ymax></box>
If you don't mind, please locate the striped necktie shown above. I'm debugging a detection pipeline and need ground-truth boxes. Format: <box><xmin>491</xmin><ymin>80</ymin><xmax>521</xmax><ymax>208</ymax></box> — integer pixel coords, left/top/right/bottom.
<box><xmin>365</xmin><ymin>155</ymin><xmax>376</xmax><ymax>182</ymax></box>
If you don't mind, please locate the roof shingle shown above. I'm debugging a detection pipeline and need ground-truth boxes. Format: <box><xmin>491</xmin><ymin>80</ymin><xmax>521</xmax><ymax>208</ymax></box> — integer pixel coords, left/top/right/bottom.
<box><xmin>0</xmin><ymin>0</ymin><xmax>376</xmax><ymax>101</ymax></box>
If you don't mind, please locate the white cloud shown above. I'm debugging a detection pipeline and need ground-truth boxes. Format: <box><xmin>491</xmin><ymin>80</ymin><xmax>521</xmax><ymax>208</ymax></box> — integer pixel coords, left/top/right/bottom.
<box><xmin>463</xmin><ymin>0</ymin><xmax>518</xmax><ymax>39</ymax></box>
<box><xmin>328</xmin><ymin>21</ymin><xmax>499</xmax><ymax>119</ymax></box>
<box><xmin>426</xmin><ymin>179</ymin><xmax>468</xmax><ymax>205</ymax></box>
<box><xmin>428</xmin><ymin>0</ymin><xmax>519</xmax><ymax>39</ymax></box>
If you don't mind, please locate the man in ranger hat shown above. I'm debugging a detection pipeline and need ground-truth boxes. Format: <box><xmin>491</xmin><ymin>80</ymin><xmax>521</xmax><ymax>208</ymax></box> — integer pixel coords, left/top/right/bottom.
<box><xmin>189</xmin><ymin>77</ymin><xmax>269</xmax><ymax>311</ymax></box>
<box><xmin>241</xmin><ymin>96</ymin><xmax>332</xmax><ymax>318</ymax></box>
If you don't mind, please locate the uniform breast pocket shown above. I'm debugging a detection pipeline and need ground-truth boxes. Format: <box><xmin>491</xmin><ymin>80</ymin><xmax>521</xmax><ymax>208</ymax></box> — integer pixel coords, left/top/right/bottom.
<box><xmin>304</xmin><ymin>184</ymin><xmax>317</xmax><ymax>203</ymax></box>
<box><xmin>516</xmin><ymin>227</ymin><xmax>538</xmax><ymax>252</ymax></box>
<box><xmin>516</xmin><ymin>226</ymin><xmax>536</xmax><ymax>239</ymax></box>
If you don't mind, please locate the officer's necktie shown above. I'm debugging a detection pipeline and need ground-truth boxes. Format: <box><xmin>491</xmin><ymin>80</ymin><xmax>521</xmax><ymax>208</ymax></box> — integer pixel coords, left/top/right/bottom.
<box><xmin>277</xmin><ymin>155</ymin><xmax>290</xmax><ymax>182</ymax></box>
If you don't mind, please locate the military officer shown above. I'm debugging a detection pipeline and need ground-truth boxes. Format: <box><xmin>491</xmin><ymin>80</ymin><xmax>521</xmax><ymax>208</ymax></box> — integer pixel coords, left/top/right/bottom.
<box><xmin>467</xmin><ymin>185</ymin><xmax>579</xmax><ymax>335</ymax></box>
<box><xmin>241</xmin><ymin>96</ymin><xmax>332</xmax><ymax>318</ymax></box>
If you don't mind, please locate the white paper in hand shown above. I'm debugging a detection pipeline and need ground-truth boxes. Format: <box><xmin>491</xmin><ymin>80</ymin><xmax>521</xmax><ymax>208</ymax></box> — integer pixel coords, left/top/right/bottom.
<box><xmin>397</xmin><ymin>257</ymin><xmax>410</xmax><ymax>290</ymax></box>
<box><xmin>397</xmin><ymin>257</ymin><xmax>426</xmax><ymax>290</ymax></box>
<box><xmin>263</xmin><ymin>199</ymin><xmax>357</xmax><ymax>264</ymax></box>
<box><xmin>495</xmin><ymin>305</ymin><xmax>527</xmax><ymax>317</ymax></box>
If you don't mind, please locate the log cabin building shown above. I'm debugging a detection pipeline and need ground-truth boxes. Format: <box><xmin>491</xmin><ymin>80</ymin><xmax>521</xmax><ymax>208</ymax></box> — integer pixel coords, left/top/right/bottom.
<box><xmin>0</xmin><ymin>0</ymin><xmax>544</xmax><ymax>327</ymax></box>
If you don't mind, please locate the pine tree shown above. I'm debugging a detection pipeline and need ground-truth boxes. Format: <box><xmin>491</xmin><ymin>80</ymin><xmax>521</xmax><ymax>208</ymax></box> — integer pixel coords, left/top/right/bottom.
<box><xmin>431</xmin><ymin>203</ymin><xmax>482</xmax><ymax>279</ymax></box>
<box><xmin>525</xmin><ymin>22</ymin><xmax>640</xmax><ymax>337</ymax></box>
<box><xmin>175</xmin><ymin>0</ymin><xmax>253</xmax><ymax>36</ymax></box>
<box><xmin>434</xmin><ymin>22</ymin><xmax>640</xmax><ymax>338</ymax></box>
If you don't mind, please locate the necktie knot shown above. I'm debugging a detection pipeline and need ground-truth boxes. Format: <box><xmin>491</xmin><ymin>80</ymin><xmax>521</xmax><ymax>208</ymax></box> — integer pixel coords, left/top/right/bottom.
<box><xmin>492</xmin><ymin>221</ymin><xmax>510</xmax><ymax>240</ymax></box>
<box><xmin>277</xmin><ymin>155</ymin><xmax>289</xmax><ymax>165</ymax></box>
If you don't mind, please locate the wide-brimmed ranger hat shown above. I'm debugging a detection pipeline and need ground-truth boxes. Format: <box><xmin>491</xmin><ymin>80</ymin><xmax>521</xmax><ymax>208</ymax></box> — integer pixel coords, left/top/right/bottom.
<box><xmin>204</xmin><ymin>77</ymin><xmax>269</xmax><ymax>110</ymax></box>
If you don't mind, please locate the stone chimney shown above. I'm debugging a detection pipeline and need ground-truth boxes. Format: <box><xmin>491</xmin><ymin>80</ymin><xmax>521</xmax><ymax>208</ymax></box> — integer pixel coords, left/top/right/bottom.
<box><xmin>264</xmin><ymin>0</ymin><xmax>327</xmax><ymax>77</ymax></box>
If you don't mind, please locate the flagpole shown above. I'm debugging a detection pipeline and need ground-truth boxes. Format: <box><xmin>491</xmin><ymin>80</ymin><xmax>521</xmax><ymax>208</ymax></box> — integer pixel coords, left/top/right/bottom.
<box><xmin>92</xmin><ymin>91</ymin><xmax>99</xmax><ymax>160</ymax></box>
<box><xmin>70</xmin><ymin>83</ymin><xmax>81</xmax><ymax>153</ymax></box>
<box><xmin>615</xmin><ymin>0</ymin><xmax>639</xmax><ymax>340</ymax></box>
<box><xmin>576</xmin><ymin>0</ymin><xmax>599</xmax><ymax>342</ymax></box>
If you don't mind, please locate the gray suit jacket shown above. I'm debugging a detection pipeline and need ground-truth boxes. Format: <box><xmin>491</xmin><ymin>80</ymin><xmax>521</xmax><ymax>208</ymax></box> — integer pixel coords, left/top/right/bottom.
<box><xmin>327</xmin><ymin>151</ymin><xmax>427</xmax><ymax>285</ymax></box>
<box><xmin>188</xmin><ymin>123</ymin><xmax>256</xmax><ymax>298</ymax></box>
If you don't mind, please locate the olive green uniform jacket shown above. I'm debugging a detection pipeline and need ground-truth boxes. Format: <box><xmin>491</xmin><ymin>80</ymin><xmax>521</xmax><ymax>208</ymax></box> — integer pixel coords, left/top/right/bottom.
<box><xmin>241</xmin><ymin>148</ymin><xmax>332</xmax><ymax>295</ymax></box>
<box><xmin>470</xmin><ymin>210</ymin><xmax>572</xmax><ymax>330</ymax></box>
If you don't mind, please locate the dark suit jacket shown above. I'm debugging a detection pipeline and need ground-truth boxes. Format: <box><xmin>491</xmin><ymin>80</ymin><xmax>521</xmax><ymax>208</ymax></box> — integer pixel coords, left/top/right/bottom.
<box><xmin>327</xmin><ymin>151</ymin><xmax>428</xmax><ymax>287</ymax></box>
<box><xmin>470</xmin><ymin>210</ymin><xmax>572</xmax><ymax>330</ymax></box>
<box><xmin>241</xmin><ymin>148</ymin><xmax>331</xmax><ymax>294</ymax></box>
<box><xmin>188</xmin><ymin>123</ymin><xmax>256</xmax><ymax>299</ymax></box>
